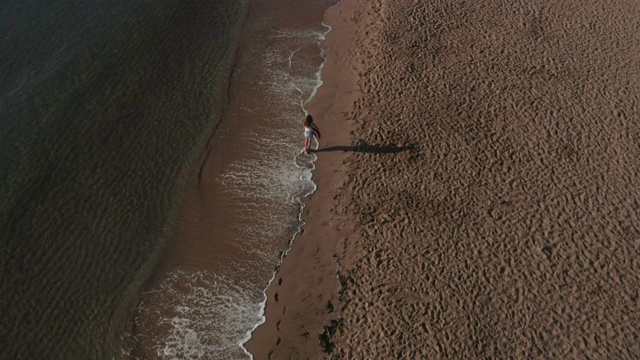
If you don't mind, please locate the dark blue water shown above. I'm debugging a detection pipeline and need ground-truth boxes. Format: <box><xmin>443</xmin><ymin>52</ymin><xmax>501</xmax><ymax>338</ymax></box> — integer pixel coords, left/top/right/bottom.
<box><xmin>0</xmin><ymin>1</ymin><xmax>247</xmax><ymax>358</ymax></box>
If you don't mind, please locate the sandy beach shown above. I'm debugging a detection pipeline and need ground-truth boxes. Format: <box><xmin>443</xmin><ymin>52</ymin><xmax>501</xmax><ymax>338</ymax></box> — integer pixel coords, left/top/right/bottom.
<box><xmin>248</xmin><ymin>0</ymin><xmax>640</xmax><ymax>358</ymax></box>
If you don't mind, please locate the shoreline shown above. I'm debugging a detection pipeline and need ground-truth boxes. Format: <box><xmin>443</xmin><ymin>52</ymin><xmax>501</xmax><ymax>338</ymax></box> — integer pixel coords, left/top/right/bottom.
<box><xmin>129</xmin><ymin>0</ymin><xmax>341</xmax><ymax>358</ymax></box>
<box><xmin>245</xmin><ymin>0</ymin><xmax>361</xmax><ymax>357</ymax></box>
<box><xmin>239</xmin><ymin>8</ymin><xmax>335</xmax><ymax>356</ymax></box>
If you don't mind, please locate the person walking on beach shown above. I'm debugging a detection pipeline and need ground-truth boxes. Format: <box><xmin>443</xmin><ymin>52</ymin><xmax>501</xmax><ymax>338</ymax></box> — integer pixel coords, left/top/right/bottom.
<box><xmin>303</xmin><ymin>114</ymin><xmax>321</xmax><ymax>153</ymax></box>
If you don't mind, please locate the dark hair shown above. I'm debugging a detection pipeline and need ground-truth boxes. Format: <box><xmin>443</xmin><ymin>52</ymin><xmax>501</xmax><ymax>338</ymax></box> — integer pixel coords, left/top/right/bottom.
<box><xmin>304</xmin><ymin>114</ymin><xmax>313</xmax><ymax>126</ymax></box>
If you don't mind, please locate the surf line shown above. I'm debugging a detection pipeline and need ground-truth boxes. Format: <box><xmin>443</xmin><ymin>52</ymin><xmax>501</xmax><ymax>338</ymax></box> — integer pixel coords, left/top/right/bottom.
<box><xmin>240</xmin><ymin>3</ymin><xmax>336</xmax><ymax>357</ymax></box>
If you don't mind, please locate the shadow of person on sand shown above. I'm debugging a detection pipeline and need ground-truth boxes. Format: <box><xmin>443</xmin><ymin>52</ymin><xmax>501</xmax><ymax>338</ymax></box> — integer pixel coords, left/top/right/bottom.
<box><xmin>312</xmin><ymin>139</ymin><xmax>414</xmax><ymax>154</ymax></box>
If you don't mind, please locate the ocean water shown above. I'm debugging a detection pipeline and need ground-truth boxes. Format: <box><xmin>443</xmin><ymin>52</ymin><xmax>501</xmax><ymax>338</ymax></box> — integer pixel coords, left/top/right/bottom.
<box><xmin>0</xmin><ymin>1</ymin><xmax>248</xmax><ymax>358</ymax></box>
<box><xmin>1</xmin><ymin>0</ymin><xmax>338</xmax><ymax>358</ymax></box>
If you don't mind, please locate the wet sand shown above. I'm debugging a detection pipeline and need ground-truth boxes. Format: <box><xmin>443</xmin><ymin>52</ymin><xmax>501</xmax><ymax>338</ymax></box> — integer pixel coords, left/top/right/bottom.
<box><xmin>248</xmin><ymin>0</ymin><xmax>640</xmax><ymax>358</ymax></box>
<box><xmin>245</xmin><ymin>1</ymin><xmax>360</xmax><ymax>357</ymax></box>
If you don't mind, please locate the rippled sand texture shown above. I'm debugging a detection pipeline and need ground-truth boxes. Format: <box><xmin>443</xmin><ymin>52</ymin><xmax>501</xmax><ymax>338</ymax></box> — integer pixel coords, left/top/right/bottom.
<box><xmin>333</xmin><ymin>1</ymin><xmax>640</xmax><ymax>358</ymax></box>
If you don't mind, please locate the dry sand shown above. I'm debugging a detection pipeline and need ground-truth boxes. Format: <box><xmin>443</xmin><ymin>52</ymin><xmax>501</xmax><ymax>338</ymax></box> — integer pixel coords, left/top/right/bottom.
<box><xmin>249</xmin><ymin>0</ymin><xmax>640</xmax><ymax>358</ymax></box>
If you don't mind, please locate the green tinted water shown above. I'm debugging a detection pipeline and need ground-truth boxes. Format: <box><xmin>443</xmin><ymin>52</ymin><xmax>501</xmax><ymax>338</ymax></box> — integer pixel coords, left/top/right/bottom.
<box><xmin>0</xmin><ymin>1</ymin><xmax>247</xmax><ymax>357</ymax></box>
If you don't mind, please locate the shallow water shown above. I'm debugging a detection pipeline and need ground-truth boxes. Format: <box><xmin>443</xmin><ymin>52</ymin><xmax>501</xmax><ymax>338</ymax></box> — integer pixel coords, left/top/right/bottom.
<box><xmin>129</xmin><ymin>1</ymin><xmax>336</xmax><ymax>357</ymax></box>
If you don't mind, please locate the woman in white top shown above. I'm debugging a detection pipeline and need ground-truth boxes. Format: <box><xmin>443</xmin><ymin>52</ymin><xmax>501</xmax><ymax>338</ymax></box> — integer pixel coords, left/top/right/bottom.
<box><xmin>303</xmin><ymin>114</ymin><xmax>321</xmax><ymax>153</ymax></box>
